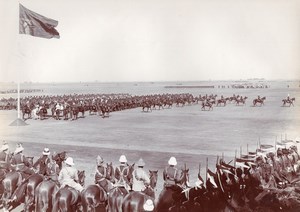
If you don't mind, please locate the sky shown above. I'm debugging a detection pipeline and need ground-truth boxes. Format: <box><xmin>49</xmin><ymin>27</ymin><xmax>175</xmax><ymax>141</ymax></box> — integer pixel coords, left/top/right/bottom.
<box><xmin>0</xmin><ymin>0</ymin><xmax>300</xmax><ymax>82</ymax></box>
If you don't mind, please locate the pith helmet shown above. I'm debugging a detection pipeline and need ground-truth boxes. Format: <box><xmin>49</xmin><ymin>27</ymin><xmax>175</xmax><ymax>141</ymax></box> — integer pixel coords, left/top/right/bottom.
<box><xmin>96</xmin><ymin>155</ymin><xmax>104</xmax><ymax>165</ymax></box>
<box><xmin>1</xmin><ymin>141</ymin><xmax>9</xmax><ymax>151</ymax></box>
<box><xmin>65</xmin><ymin>157</ymin><xmax>75</xmax><ymax>166</ymax></box>
<box><xmin>168</xmin><ymin>156</ymin><xmax>177</xmax><ymax>166</ymax></box>
<box><xmin>119</xmin><ymin>155</ymin><xmax>127</xmax><ymax>163</ymax></box>
<box><xmin>14</xmin><ymin>143</ymin><xmax>24</xmax><ymax>154</ymax></box>
<box><xmin>137</xmin><ymin>158</ymin><xmax>145</xmax><ymax>167</ymax></box>
<box><xmin>143</xmin><ymin>199</ymin><xmax>154</xmax><ymax>211</ymax></box>
<box><xmin>42</xmin><ymin>148</ymin><xmax>50</xmax><ymax>155</ymax></box>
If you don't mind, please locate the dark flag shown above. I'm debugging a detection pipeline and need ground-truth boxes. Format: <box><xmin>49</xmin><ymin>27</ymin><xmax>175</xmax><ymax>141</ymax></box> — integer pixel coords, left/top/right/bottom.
<box><xmin>19</xmin><ymin>4</ymin><xmax>60</xmax><ymax>39</ymax></box>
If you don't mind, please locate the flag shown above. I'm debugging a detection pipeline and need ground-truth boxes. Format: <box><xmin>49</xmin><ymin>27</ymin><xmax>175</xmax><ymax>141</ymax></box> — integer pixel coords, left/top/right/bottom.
<box><xmin>19</xmin><ymin>4</ymin><xmax>60</xmax><ymax>39</ymax></box>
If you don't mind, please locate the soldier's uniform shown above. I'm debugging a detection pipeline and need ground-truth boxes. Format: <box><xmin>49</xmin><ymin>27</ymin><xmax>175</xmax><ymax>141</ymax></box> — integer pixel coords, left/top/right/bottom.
<box><xmin>0</xmin><ymin>142</ymin><xmax>10</xmax><ymax>171</ymax></box>
<box><xmin>10</xmin><ymin>143</ymin><xmax>34</xmax><ymax>176</ymax></box>
<box><xmin>114</xmin><ymin>155</ymin><xmax>131</xmax><ymax>191</ymax></box>
<box><xmin>33</xmin><ymin>148</ymin><xmax>51</xmax><ymax>176</ymax></box>
<box><xmin>58</xmin><ymin>157</ymin><xmax>83</xmax><ymax>192</ymax></box>
<box><xmin>132</xmin><ymin>158</ymin><xmax>150</xmax><ymax>192</ymax></box>
<box><xmin>163</xmin><ymin>157</ymin><xmax>181</xmax><ymax>188</ymax></box>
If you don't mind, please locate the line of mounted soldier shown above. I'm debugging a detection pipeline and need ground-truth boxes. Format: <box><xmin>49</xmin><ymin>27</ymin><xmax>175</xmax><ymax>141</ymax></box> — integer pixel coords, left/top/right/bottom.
<box><xmin>1</xmin><ymin>139</ymin><xmax>300</xmax><ymax>211</ymax></box>
<box><xmin>0</xmin><ymin>92</ymin><xmax>294</xmax><ymax>120</ymax></box>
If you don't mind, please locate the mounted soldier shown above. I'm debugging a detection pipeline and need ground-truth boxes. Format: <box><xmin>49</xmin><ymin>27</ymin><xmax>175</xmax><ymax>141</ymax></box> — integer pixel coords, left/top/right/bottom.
<box><xmin>10</xmin><ymin>143</ymin><xmax>35</xmax><ymax>177</ymax></box>
<box><xmin>132</xmin><ymin>158</ymin><xmax>150</xmax><ymax>192</ymax></box>
<box><xmin>287</xmin><ymin>94</ymin><xmax>290</xmax><ymax>102</ymax></box>
<box><xmin>114</xmin><ymin>155</ymin><xmax>131</xmax><ymax>191</ymax></box>
<box><xmin>163</xmin><ymin>156</ymin><xmax>181</xmax><ymax>188</ymax></box>
<box><xmin>94</xmin><ymin>155</ymin><xmax>113</xmax><ymax>192</ymax></box>
<box><xmin>257</xmin><ymin>95</ymin><xmax>261</xmax><ymax>101</ymax></box>
<box><xmin>0</xmin><ymin>141</ymin><xmax>11</xmax><ymax>172</ymax></box>
<box><xmin>33</xmin><ymin>147</ymin><xmax>51</xmax><ymax>176</ymax></box>
<box><xmin>58</xmin><ymin>157</ymin><xmax>84</xmax><ymax>192</ymax></box>
<box><xmin>10</xmin><ymin>143</ymin><xmax>35</xmax><ymax>202</ymax></box>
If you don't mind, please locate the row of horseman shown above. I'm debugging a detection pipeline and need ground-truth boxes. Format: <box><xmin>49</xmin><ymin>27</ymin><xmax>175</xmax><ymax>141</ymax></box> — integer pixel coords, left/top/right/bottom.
<box><xmin>1</xmin><ymin>140</ymin><xmax>300</xmax><ymax>211</ymax></box>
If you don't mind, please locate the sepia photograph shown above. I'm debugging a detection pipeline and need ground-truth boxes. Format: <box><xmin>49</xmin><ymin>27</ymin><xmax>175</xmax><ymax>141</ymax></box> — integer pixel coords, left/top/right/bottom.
<box><xmin>0</xmin><ymin>0</ymin><xmax>300</xmax><ymax>211</ymax></box>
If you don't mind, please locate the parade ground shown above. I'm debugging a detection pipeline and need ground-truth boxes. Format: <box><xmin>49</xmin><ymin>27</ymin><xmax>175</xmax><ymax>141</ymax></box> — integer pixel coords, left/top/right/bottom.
<box><xmin>0</xmin><ymin>81</ymin><xmax>299</xmax><ymax>206</ymax></box>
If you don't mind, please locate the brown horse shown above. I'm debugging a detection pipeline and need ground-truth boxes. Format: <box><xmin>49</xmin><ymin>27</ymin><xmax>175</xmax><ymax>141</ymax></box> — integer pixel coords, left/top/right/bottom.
<box><xmin>52</xmin><ymin>151</ymin><xmax>67</xmax><ymax>170</ymax></box>
<box><xmin>282</xmin><ymin>97</ymin><xmax>295</xmax><ymax>107</ymax></box>
<box><xmin>156</xmin><ymin>167</ymin><xmax>190</xmax><ymax>212</ymax></box>
<box><xmin>81</xmin><ymin>184</ymin><xmax>107</xmax><ymax>212</ymax></box>
<box><xmin>52</xmin><ymin>170</ymin><xmax>85</xmax><ymax>212</ymax></box>
<box><xmin>22</xmin><ymin>105</ymin><xmax>32</xmax><ymax>120</ymax></box>
<box><xmin>96</xmin><ymin>162</ymin><xmax>115</xmax><ymax>193</ymax></box>
<box><xmin>121</xmin><ymin>170</ymin><xmax>158</xmax><ymax>212</ymax></box>
<box><xmin>2</xmin><ymin>171</ymin><xmax>24</xmax><ymax>212</ymax></box>
<box><xmin>37</xmin><ymin>107</ymin><xmax>48</xmax><ymax>120</ymax></box>
<box><xmin>107</xmin><ymin>163</ymin><xmax>135</xmax><ymax>212</ymax></box>
<box><xmin>201</xmin><ymin>102</ymin><xmax>213</xmax><ymax>111</ymax></box>
<box><xmin>216</xmin><ymin>99</ymin><xmax>227</xmax><ymax>107</ymax></box>
<box><xmin>35</xmin><ymin>179</ymin><xmax>59</xmax><ymax>212</ymax></box>
<box><xmin>23</xmin><ymin>173</ymin><xmax>44</xmax><ymax>212</ymax></box>
<box><xmin>236</xmin><ymin>97</ymin><xmax>248</xmax><ymax>106</ymax></box>
<box><xmin>253</xmin><ymin>97</ymin><xmax>266</xmax><ymax>106</ymax></box>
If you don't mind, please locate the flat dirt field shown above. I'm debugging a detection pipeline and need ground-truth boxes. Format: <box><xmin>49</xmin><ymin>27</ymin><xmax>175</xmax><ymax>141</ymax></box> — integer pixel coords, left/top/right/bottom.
<box><xmin>0</xmin><ymin>81</ymin><xmax>299</xmax><ymax>210</ymax></box>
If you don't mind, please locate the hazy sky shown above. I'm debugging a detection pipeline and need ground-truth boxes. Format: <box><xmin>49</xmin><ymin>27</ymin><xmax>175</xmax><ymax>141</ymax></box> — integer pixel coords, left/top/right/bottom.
<box><xmin>0</xmin><ymin>0</ymin><xmax>300</xmax><ymax>82</ymax></box>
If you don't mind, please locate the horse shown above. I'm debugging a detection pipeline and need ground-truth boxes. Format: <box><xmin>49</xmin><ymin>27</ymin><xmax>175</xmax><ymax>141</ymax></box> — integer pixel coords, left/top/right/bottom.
<box><xmin>141</xmin><ymin>102</ymin><xmax>152</xmax><ymax>112</ymax></box>
<box><xmin>37</xmin><ymin>107</ymin><xmax>48</xmax><ymax>120</ymax></box>
<box><xmin>282</xmin><ymin>97</ymin><xmax>295</xmax><ymax>107</ymax></box>
<box><xmin>121</xmin><ymin>170</ymin><xmax>158</xmax><ymax>212</ymax></box>
<box><xmin>1</xmin><ymin>171</ymin><xmax>23</xmax><ymax>212</ymax></box>
<box><xmin>22</xmin><ymin>105</ymin><xmax>32</xmax><ymax>120</ymax></box>
<box><xmin>23</xmin><ymin>173</ymin><xmax>44</xmax><ymax>212</ymax></box>
<box><xmin>201</xmin><ymin>102</ymin><xmax>213</xmax><ymax>111</ymax></box>
<box><xmin>52</xmin><ymin>151</ymin><xmax>67</xmax><ymax>170</ymax></box>
<box><xmin>81</xmin><ymin>184</ymin><xmax>107</xmax><ymax>212</ymax></box>
<box><xmin>35</xmin><ymin>179</ymin><xmax>60</xmax><ymax>212</ymax></box>
<box><xmin>2</xmin><ymin>157</ymin><xmax>34</xmax><ymax>211</ymax></box>
<box><xmin>62</xmin><ymin>106</ymin><xmax>71</xmax><ymax>120</ymax></box>
<box><xmin>89</xmin><ymin>104</ymin><xmax>98</xmax><ymax>115</ymax></box>
<box><xmin>99</xmin><ymin>105</ymin><xmax>110</xmax><ymax>118</ymax></box>
<box><xmin>96</xmin><ymin>162</ymin><xmax>115</xmax><ymax>193</ymax></box>
<box><xmin>216</xmin><ymin>99</ymin><xmax>227</xmax><ymax>107</ymax></box>
<box><xmin>236</xmin><ymin>97</ymin><xmax>248</xmax><ymax>106</ymax></box>
<box><xmin>52</xmin><ymin>170</ymin><xmax>85</xmax><ymax>212</ymax></box>
<box><xmin>107</xmin><ymin>163</ymin><xmax>135</xmax><ymax>212</ymax></box>
<box><xmin>156</xmin><ymin>166</ymin><xmax>190</xmax><ymax>212</ymax></box>
<box><xmin>253</xmin><ymin>97</ymin><xmax>266</xmax><ymax>106</ymax></box>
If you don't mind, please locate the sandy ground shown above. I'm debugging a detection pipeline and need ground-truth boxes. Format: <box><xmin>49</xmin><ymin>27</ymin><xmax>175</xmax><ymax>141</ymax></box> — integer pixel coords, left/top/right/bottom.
<box><xmin>0</xmin><ymin>85</ymin><xmax>299</xmax><ymax>211</ymax></box>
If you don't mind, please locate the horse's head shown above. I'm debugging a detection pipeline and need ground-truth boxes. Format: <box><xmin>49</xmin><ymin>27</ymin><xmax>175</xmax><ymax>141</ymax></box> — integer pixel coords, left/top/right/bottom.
<box><xmin>149</xmin><ymin>170</ymin><xmax>158</xmax><ymax>189</ymax></box>
<box><xmin>52</xmin><ymin>151</ymin><xmax>67</xmax><ymax>162</ymax></box>
<box><xmin>78</xmin><ymin>170</ymin><xmax>85</xmax><ymax>187</ymax></box>
<box><xmin>26</xmin><ymin>156</ymin><xmax>34</xmax><ymax>166</ymax></box>
<box><xmin>179</xmin><ymin>166</ymin><xmax>190</xmax><ymax>188</ymax></box>
<box><xmin>106</xmin><ymin>162</ymin><xmax>114</xmax><ymax>179</ymax></box>
<box><xmin>128</xmin><ymin>163</ymin><xmax>135</xmax><ymax>174</ymax></box>
<box><xmin>52</xmin><ymin>151</ymin><xmax>67</xmax><ymax>169</ymax></box>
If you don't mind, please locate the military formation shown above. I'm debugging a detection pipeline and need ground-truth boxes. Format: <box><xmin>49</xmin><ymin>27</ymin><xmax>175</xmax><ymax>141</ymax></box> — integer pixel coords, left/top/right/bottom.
<box><xmin>0</xmin><ymin>92</ymin><xmax>295</xmax><ymax>121</ymax></box>
<box><xmin>1</xmin><ymin>139</ymin><xmax>300</xmax><ymax>211</ymax></box>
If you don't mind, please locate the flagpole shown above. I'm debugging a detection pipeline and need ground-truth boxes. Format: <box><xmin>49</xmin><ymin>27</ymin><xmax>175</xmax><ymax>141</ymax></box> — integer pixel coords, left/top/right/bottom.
<box><xmin>17</xmin><ymin>82</ymin><xmax>20</xmax><ymax>119</ymax></box>
<box><xmin>9</xmin><ymin>3</ymin><xmax>27</xmax><ymax>126</ymax></box>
